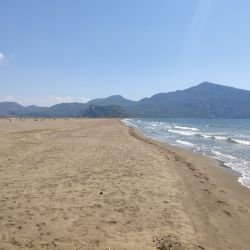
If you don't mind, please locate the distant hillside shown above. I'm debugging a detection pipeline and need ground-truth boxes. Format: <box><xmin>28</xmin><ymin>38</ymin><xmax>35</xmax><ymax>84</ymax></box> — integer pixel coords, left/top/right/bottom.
<box><xmin>17</xmin><ymin>105</ymin><xmax>50</xmax><ymax>117</ymax></box>
<box><xmin>48</xmin><ymin>103</ymin><xmax>87</xmax><ymax>117</ymax></box>
<box><xmin>126</xmin><ymin>82</ymin><xmax>250</xmax><ymax>118</ymax></box>
<box><xmin>82</xmin><ymin>104</ymin><xmax>128</xmax><ymax>118</ymax></box>
<box><xmin>1</xmin><ymin>82</ymin><xmax>250</xmax><ymax>118</ymax></box>
<box><xmin>87</xmin><ymin>95</ymin><xmax>136</xmax><ymax>107</ymax></box>
<box><xmin>0</xmin><ymin>102</ymin><xmax>24</xmax><ymax>116</ymax></box>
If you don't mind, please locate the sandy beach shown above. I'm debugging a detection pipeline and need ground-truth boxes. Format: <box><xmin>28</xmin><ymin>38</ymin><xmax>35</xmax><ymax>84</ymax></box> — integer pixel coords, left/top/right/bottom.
<box><xmin>0</xmin><ymin>118</ymin><xmax>250</xmax><ymax>250</ymax></box>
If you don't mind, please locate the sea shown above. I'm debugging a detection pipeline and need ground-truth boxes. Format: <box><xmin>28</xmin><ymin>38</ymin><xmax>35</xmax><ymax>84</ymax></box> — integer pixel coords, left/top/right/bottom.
<box><xmin>122</xmin><ymin>118</ymin><xmax>250</xmax><ymax>189</ymax></box>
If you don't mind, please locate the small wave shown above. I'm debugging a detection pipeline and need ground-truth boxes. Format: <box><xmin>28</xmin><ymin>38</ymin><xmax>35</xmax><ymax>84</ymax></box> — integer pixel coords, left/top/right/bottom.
<box><xmin>176</xmin><ymin>140</ymin><xmax>194</xmax><ymax>147</ymax></box>
<box><xmin>174</xmin><ymin>125</ymin><xmax>199</xmax><ymax>131</ymax></box>
<box><xmin>199</xmin><ymin>134</ymin><xmax>250</xmax><ymax>146</ymax></box>
<box><xmin>168</xmin><ymin>129</ymin><xmax>196</xmax><ymax>136</ymax></box>
<box><xmin>214</xmin><ymin>135</ymin><xmax>228</xmax><ymax>140</ymax></box>
<box><xmin>223</xmin><ymin>137</ymin><xmax>250</xmax><ymax>146</ymax></box>
<box><xmin>122</xmin><ymin>118</ymin><xmax>132</xmax><ymax>123</ymax></box>
<box><xmin>224</xmin><ymin>162</ymin><xmax>234</xmax><ymax>168</ymax></box>
<box><xmin>199</xmin><ymin>134</ymin><xmax>212</xmax><ymax>139</ymax></box>
<box><xmin>238</xmin><ymin>175</ymin><xmax>250</xmax><ymax>189</ymax></box>
<box><xmin>122</xmin><ymin>118</ymin><xmax>138</xmax><ymax>128</ymax></box>
<box><xmin>230</xmin><ymin>139</ymin><xmax>250</xmax><ymax>146</ymax></box>
<box><xmin>197</xmin><ymin>134</ymin><xmax>227</xmax><ymax>140</ymax></box>
<box><xmin>211</xmin><ymin>150</ymin><xmax>238</xmax><ymax>160</ymax></box>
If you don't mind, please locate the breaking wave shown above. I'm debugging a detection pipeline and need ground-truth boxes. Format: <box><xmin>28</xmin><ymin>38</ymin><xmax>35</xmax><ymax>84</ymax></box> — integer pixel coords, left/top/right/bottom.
<box><xmin>174</xmin><ymin>125</ymin><xmax>199</xmax><ymax>131</ymax></box>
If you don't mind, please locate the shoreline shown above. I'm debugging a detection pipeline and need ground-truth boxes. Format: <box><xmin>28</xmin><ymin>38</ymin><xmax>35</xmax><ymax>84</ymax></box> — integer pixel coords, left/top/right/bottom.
<box><xmin>128</xmin><ymin>122</ymin><xmax>250</xmax><ymax>192</ymax></box>
<box><xmin>127</xmin><ymin>124</ymin><xmax>250</xmax><ymax>192</ymax></box>
<box><xmin>121</xmin><ymin>119</ymin><xmax>249</xmax><ymax>190</ymax></box>
<box><xmin>127</xmin><ymin>124</ymin><xmax>250</xmax><ymax>248</ymax></box>
<box><xmin>0</xmin><ymin>118</ymin><xmax>250</xmax><ymax>249</ymax></box>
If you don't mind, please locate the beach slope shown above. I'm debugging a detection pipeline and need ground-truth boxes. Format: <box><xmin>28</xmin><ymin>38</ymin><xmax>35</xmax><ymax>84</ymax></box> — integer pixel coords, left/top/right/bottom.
<box><xmin>0</xmin><ymin>118</ymin><xmax>249</xmax><ymax>249</ymax></box>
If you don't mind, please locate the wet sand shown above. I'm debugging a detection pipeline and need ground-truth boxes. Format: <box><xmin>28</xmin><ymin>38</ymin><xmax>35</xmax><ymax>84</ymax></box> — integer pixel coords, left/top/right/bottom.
<box><xmin>0</xmin><ymin>118</ymin><xmax>249</xmax><ymax>249</ymax></box>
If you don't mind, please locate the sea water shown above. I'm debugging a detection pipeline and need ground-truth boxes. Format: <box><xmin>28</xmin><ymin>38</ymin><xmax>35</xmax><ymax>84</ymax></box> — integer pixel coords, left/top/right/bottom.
<box><xmin>122</xmin><ymin>118</ymin><xmax>250</xmax><ymax>189</ymax></box>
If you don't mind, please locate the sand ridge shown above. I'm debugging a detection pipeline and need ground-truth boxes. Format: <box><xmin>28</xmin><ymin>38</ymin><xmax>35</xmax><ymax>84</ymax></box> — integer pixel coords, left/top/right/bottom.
<box><xmin>0</xmin><ymin>118</ymin><xmax>249</xmax><ymax>249</ymax></box>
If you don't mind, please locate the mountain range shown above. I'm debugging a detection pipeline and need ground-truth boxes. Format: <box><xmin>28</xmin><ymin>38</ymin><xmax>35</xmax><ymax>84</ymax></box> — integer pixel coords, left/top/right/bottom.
<box><xmin>1</xmin><ymin>82</ymin><xmax>250</xmax><ymax>118</ymax></box>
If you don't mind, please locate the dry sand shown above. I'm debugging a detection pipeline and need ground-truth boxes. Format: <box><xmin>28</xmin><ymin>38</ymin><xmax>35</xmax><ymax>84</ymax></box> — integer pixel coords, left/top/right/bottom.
<box><xmin>0</xmin><ymin>118</ymin><xmax>250</xmax><ymax>250</ymax></box>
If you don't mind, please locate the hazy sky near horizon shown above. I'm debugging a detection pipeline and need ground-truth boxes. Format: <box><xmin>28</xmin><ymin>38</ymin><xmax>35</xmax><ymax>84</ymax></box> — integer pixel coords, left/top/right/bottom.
<box><xmin>1</xmin><ymin>0</ymin><xmax>250</xmax><ymax>106</ymax></box>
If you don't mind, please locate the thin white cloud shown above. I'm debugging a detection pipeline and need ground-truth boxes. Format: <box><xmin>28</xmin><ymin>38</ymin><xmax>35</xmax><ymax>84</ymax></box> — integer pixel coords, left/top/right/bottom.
<box><xmin>48</xmin><ymin>95</ymin><xmax>91</xmax><ymax>105</ymax></box>
<box><xmin>5</xmin><ymin>95</ymin><xmax>15</xmax><ymax>101</ymax></box>
<box><xmin>0</xmin><ymin>52</ymin><xmax>6</xmax><ymax>63</ymax></box>
<box><xmin>79</xmin><ymin>96</ymin><xmax>91</xmax><ymax>103</ymax></box>
<box><xmin>0</xmin><ymin>95</ymin><xmax>15</xmax><ymax>102</ymax></box>
<box><xmin>49</xmin><ymin>95</ymin><xmax>74</xmax><ymax>103</ymax></box>
<box><xmin>0</xmin><ymin>95</ymin><xmax>91</xmax><ymax>106</ymax></box>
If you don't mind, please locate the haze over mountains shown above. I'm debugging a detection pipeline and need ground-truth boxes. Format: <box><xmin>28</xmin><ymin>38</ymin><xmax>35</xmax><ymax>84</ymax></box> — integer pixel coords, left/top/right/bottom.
<box><xmin>1</xmin><ymin>82</ymin><xmax>250</xmax><ymax>118</ymax></box>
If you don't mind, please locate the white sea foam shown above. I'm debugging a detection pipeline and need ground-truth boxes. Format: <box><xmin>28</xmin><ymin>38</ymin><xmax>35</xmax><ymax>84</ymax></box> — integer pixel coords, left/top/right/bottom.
<box><xmin>238</xmin><ymin>175</ymin><xmax>250</xmax><ymax>188</ymax></box>
<box><xmin>174</xmin><ymin>125</ymin><xmax>199</xmax><ymax>131</ymax></box>
<box><xmin>200</xmin><ymin>134</ymin><xmax>212</xmax><ymax>139</ymax></box>
<box><xmin>214</xmin><ymin>135</ymin><xmax>227</xmax><ymax>140</ymax></box>
<box><xmin>197</xmin><ymin>134</ymin><xmax>227</xmax><ymax>141</ymax></box>
<box><xmin>168</xmin><ymin>129</ymin><xmax>196</xmax><ymax>136</ymax></box>
<box><xmin>176</xmin><ymin>140</ymin><xmax>194</xmax><ymax>147</ymax></box>
<box><xmin>211</xmin><ymin>150</ymin><xmax>238</xmax><ymax>160</ymax></box>
<box><xmin>122</xmin><ymin>118</ymin><xmax>138</xmax><ymax>127</ymax></box>
<box><xmin>230</xmin><ymin>139</ymin><xmax>250</xmax><ymax>146</ymax></box>
<box><xmin>223</xmin><ymin>160</ymin><xmax>250</xmax><ymax>189</ymax></box>
<box><xmin>199</xmin><ymin>134</ymin><xmax>250</xmax><ymax>146</ymax></box>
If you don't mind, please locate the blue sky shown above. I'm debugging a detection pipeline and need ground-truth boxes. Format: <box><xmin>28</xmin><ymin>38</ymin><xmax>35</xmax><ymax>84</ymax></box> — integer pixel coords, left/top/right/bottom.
<box><xmin>1</xmin><ymin>0</ymin><xmax>250</xmax><ymax>106</ymax></box>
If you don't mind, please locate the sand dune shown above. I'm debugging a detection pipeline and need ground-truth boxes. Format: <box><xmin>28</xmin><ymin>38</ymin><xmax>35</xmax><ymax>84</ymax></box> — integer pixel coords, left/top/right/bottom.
<box><xmin>0</xmin><ymin>118</ymin><xmax>249</xmax><ymax>249</ymax></box>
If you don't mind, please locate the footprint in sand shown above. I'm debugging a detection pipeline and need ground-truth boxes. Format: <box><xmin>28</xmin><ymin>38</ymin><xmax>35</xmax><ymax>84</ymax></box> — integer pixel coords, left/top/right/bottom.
<box><xmin>10</xmin><ymin>237</ymin><xmax>22</xmax><ymax>247</ymax></box>
<box><xmin>217</xmin><ymin>200</ymin><xmax>228</xmax><ymax>205</ymax></box>
<box><xmin>203</xmin><ymin>189</ymin><xmax>211</xmax><ymax>194</ymax></box>
<box><xmin>222</xmin><ymin>210</ymin><xmax>232</xmax><ymax>217</ymax></box>
<box><xmin>238</xmin><ymin>206</ymin><xmax>248</xmax><ymax>214</ymax></box>
<box><xmin>63</xmin><ymin>215</ymin><xmax>69</xmax><ymax>220</ymax></box>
